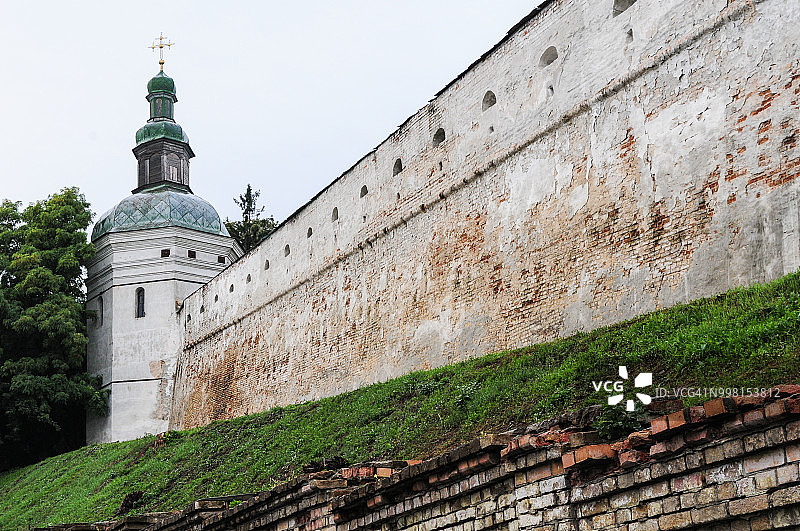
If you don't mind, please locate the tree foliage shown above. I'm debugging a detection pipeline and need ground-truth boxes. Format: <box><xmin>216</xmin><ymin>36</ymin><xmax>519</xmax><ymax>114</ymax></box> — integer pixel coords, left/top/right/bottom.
<box><xmin>0</xmin><ymin>188</ymin><xmax>105</xmax><ymax>470</ymax></box>
<box><xmin>224</xmin><ymin>184</ymin><xmax>277</xmax><ymax>254</ymax></box>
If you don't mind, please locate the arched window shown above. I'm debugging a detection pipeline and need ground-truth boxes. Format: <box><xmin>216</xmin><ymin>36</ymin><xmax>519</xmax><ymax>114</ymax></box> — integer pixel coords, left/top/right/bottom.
<box><xmin>246</xmin><ymin>274</ymin><xmax>252</xmax><ymax>283</ymax></box>
<box><xmin>360</xmin><ymin>185</ymin><xmax>368</xmax><ymax>198</ymax></box>
<box><xmin>307</xmin><ymin>227</ymin><xmax>313</xmax><ymax>238</ymax></box>
<box><xmin>433</xmin><ymin>128</ymin><xmax>446</xmax><ymax>147</ymax></box>
<box><xmin>97</xmin><ymin>296</ymin><xmax>104</xmax><ymax>326</ymax></box>
<box><xmin>332</xmin><ymin>207</ymin><xmax>339</xmax><ymax>222</ymax></box>
<box><xmin>284</xmin><ymin>244</ymin><xmax>291</xmax><ymax>256</ymax></box>
<box><xmin>393</xmin><ymin>158</ymin><xmax>403</xmax><ymax>176</ymax></box>
<box><xmin>539</xmin><ymin>46</ymin><xmax>558</xmax><ymax>67</ymax></box>
<box><xmin>135</xmin><ymin>288</ymin><xmax>145</xmax><ymax>318</ymax></box>
<box><xmin>264</xmin><ymin>259</ymin><xmax>270</xmax><ymax>270</ymax></box>
<box><xmin>613</xmin><ymin>0</ymin><xmax>637</xmax><ymax>16</ymax></box>
<box><xmin>482</xmin><ymin>91</ymin><xmax>497</xmax><ymax>111</ymax></box>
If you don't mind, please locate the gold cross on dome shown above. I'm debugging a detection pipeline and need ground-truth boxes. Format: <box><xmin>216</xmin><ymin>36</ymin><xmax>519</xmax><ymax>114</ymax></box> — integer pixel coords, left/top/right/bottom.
<box><xmin>149</xmin><ymin>33</ymin><xmax>174</xmax><ymax>72</ymax></box>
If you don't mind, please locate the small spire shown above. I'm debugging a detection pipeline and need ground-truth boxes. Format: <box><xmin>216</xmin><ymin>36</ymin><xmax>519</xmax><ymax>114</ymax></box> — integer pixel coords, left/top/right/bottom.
<box><xmin>149</xmin><ymin>33</ymin><xmax>174</xmax><ymax>72</ymax></box>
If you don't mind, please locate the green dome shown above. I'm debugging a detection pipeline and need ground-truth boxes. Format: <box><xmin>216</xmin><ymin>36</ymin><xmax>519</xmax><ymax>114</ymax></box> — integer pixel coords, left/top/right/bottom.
<box><xmin>147</xmin><ymin>71</ymin><xmax>176</xmax><ymax>95</ymax></box>
<box><xmin>135</xmin><ymin>121</ymin><xmax>189</xmax><ymax>146</ymax></box>
<box><xmin>91</xmin><ymin>183</ymin><xmax>229</xmax><ymax>241</ymax></box>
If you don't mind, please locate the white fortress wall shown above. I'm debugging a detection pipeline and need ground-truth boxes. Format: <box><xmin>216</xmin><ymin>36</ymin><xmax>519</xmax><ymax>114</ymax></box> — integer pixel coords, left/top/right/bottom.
<box><xmin>170</xmin><ymin>0</ymin><xmax>800</xmax><ymax>429</ymax></box>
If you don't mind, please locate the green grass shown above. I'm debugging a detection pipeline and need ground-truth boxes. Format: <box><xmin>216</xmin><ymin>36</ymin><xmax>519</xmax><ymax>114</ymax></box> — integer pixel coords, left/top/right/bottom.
<box><xmin>2</xmin><ymin>271</ymin><xmax>800</xmax><ymax>529</ymax></box>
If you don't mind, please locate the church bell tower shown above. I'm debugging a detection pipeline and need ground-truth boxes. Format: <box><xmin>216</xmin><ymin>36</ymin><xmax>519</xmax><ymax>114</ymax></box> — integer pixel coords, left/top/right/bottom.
<box><xmin>132</xmin><ymin>70</ymin><xmax>194</xmax><ymax>191</ymax></box>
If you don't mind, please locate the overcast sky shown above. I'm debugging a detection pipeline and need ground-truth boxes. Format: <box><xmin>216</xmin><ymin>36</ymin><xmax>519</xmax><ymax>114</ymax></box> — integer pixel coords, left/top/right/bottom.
<box><xmin>0</xmin><ymin>1</ymin><xmax>538</xmax><ymax>224</ymax></box>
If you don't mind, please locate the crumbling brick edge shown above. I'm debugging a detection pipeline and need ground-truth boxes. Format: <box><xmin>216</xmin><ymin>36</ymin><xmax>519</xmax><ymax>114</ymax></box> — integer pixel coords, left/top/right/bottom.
<box><xmin>40</xmin><ymin>385</ymin><xmax>800</xmax><ymax>530</ymax></box>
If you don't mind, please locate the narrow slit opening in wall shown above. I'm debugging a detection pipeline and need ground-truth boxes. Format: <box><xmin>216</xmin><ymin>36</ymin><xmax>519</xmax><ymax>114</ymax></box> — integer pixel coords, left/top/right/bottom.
<box><xmin>188</xmin><ymin>250</ymin><xmax>196</xmax><ymax>259</ymax></box>
<box><xmin>200</xmin><ymin>305</ymin><xmax>205</xmax><ymax>313</ymax></box>
<box><xmin>246</xmin><ymin>274</ymin><xmax>251</xmax><ymax>283</ymax></box>
<box><xmin>135</xmin><ymin>287</ymin><xmax>145</xmax><ymax>318</ymax></box>
<box><xmin>626</xmin><ymin>28</ymin><xmax>634</xmax><ymax>43</ymax></box>
<box><xmin>393</xmin><ymin>158</ymin><xmax>403</xmax><ymax>176</ymax></box>
<box><xmin>360</xmin><ymin>185</ymin><xmax>368</xmax><ymax>198</ymax></box>
<box><xmin>229</xmin><ymin>284</ymin><xmax>234</xmax><ymax>293</ymax></box>
<box><xmin>307</xmin><ymin>227</ymin><xmax>313</xmax><ymax>238</ymax></box>
<box><xmin>160</xmin><ymin>248</ymin><xmax>170</xmax><ymax>257</ymax></box>
<box><xmin>284</xmin><ymin>244</ymin><xmax>290</xmax><ymax>256</ymax></box>
<box><xmin>433</xmin><ymin>128</ymin><xmax>445</xmax><ymax>147</ymax></box>
<box><xmin>214</xmin><ymin>294</ymin><xmax>218</xmax><ymax>302</ymax></box>
<box><xmin>539</xmin><ymin>46</ymin><xmax>558</xmax><ymax>67</ymax></box>
<box><xmin>547</xmin><ymin>85</ymin><xmax>554</xmax><ymax>98</ymax></box>
<box><xmin>218</xmin><ymin>255</ymin><xmax>226</xmax><ymax>264</ymax></box>
<box><xmin>482</xmin><ymin>90</ymin><xmax>496</xmax><ymax>111</ymax></box>
<box><xmin>264</xmin><ymin>259</ymin><xmax>270</xmax><ymax>270</ymax></box>
<box><xmin>613</xmin><ymin>0</ymin><xmax>637</xmax><ymax>17</ymax></box>
<box><xmin>331</xmin><ymin>207</ymin><xmax>339</xmax><ymax>222</ymax></box>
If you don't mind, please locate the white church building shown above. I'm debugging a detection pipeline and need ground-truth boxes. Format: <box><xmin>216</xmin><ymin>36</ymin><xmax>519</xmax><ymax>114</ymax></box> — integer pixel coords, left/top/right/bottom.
<box><xmin>85</xmin><ymin>69</ymin><xmax>242</xmax><ymax>443</ymax></box>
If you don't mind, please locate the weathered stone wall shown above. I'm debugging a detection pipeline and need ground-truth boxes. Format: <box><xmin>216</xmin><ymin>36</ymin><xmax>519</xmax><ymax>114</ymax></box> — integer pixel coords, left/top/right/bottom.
<box><xmin>171</xmin><ymin>0</ymin><xmax>800</xmax><ymax>429</ymax></box>
<box><xmin>48</xmin><ymin>389</ymin><xmax>800</xmax><ymax>530</ymax></box>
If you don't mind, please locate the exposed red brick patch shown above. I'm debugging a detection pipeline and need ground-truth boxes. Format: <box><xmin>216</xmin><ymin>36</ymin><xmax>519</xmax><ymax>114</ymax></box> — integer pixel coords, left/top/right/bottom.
<box><xmin>671</xmin><ymin>472</ymin><xmax>702</xmax><ymax>492</ymax></box>
<box><xmin>687</xmin><ymin>405</ymin><xmax>706</xmax><ymax>424</ymax></box>
<box><xmin>732</xmin><ymin>395</ymin><xmax>766</xmax><ymax>410</ymax></box>
<box><xmin>650</xmin><ymin>441</ymin><xmax>670</xmax><ymax>458</ymax></box>
<box><xmin>743</xmin><ymin>408</ymin><xmax>766</xmax><ymax>426</ymax></box>
<box><xmin>619</xmin><ymin>450</ymin><xmax>648</xmax><ymax>468</ymax></box>
<box><xmin>719</xmin><ymin>414</ymin><xmax>745</xmax><ymax>435</ymax></box>
<box><xmin>651</xmin><ymin>415</ymin><xmax>669</xmax><ymax>436</ymax></box>
<box><xmin>704</xmin><ymin>398</ymin><xmax>734</xmax><ymax>418</ymax></box>
<box><xmin>626</xmin><ymin>429</ymin><xmax>654</xmax><ymax>449</ymax></box>
<box><xmin>667</xmin><ymin>409</ymin><xmax>688</xmax><ymax>430</ymax></box>
<box><xmin>686</xmin><ymin>427</ymin><xmax>710</xmax><ymax>446</ymax></box>
<box><xmin>366</xmin><ymin>495</ymin><xmax>384</xmax><ymax>508</ymax></box>
<box><xmin>765</xmin><ymin>399</ymin><xmax>788</xmax><ymax>418</ymax></box>
<box><xmin>773</xmin><ymin>384</ymin><xmax>800</xmax><ymax>397</ymax></box>
<box><xmin>529</xmin><ymin>463</ymin><xmax>553</xmax><ymax>480</ymax></box>
<box><xmin>375</xmin><ymin>468</ymin><xmax>393</xmax><ymax>478</ymax></box>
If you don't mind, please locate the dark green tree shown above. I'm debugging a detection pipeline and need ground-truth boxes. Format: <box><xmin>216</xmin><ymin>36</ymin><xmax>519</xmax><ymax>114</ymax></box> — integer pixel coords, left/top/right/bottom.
<box><xmin>0</xmin><ymin>188</ymin><xmax>106</xmax><ymax>470</ymax></box>
<box><xmin>224</xmin><ymin>184</ymin><xmax>277</xmax><ymax>253</ymax></box>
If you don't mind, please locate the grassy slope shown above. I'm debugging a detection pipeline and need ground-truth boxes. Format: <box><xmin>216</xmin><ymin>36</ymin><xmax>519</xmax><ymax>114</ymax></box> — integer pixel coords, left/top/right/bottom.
<box><xmin>2</xmin><ymin>272</ymin><xmax>800</xmax><ymax>528</ymax></box>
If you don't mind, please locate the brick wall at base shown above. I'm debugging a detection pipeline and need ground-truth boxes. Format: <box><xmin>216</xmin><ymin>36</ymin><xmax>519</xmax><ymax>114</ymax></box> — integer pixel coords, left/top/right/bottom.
<box><xmin>44</xmin><ymin>386</ymin><xmax>800</xmax><ymax>531</ymax></box>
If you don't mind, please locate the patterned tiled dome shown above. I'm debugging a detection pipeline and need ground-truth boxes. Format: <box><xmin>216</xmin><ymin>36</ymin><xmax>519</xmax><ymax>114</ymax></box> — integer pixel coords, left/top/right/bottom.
<box><xmin>91</xmin><ymin>182</ymin><xmax>229</xmax><ymax>241</ymax></box>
